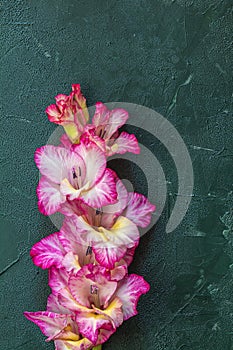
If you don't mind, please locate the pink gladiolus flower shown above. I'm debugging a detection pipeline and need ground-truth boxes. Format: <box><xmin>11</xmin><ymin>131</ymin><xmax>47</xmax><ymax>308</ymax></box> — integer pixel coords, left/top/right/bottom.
<box><xmin>34</xmin><ymin>138</ymin><xmax>117</xmax><ymax>215</ymax></box>
<box><xmin>46</xmin><ymin>264</ymin><xmax>150</xmax><ymax>345</ymax></box>
<box><xmin>46</xmin><ymin>84</ymin><xmax>89</xmax><ymax>143</ymax></box>
<box><xmin>59</xmin><ymin>178</ymin><xmax>155</xmax><ymax>268</ymax></box>
<box><xmin>85</xmin><ymin>102</ymin><xmax>140</xmax><ymax>156</ymax></box>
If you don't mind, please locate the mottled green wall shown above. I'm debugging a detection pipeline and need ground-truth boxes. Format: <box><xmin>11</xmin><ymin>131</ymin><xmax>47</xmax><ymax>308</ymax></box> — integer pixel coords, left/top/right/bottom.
<box><xmin>0</xmin><ymin>1</ymin><xmax>232</xmax><ymax>349</ymax></box>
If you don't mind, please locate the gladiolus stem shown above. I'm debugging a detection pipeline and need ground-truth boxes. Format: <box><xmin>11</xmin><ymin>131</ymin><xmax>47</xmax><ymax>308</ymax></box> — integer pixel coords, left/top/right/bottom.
<box><xmin>93</xmin><ymin>346</ymin><xmax>102</xmax><ymax>350</ymax></box>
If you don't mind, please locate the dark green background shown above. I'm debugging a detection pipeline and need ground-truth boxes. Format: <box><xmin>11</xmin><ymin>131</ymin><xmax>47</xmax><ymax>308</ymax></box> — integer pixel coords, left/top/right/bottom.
<box><xmin>0</xmin><ymin>1</ymin><xmax>232</xmax><ymax>349</ymax></box>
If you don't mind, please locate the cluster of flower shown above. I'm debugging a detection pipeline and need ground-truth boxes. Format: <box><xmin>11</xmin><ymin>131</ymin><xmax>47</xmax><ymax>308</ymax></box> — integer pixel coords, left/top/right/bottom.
<box><xmin>24</xmin><ymin>85</ymin><xmax>155</xmax><ymax>350</ymax></box>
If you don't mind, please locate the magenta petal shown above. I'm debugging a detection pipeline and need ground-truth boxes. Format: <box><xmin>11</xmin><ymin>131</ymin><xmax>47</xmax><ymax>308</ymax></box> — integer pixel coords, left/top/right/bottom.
<box><xmin>108</xmin><ymin>131</ymin><xmax>140</xmax><ymax>156</ymax></box>
<box><xmin>30</xmin><ymin>233</ymin><xmax>65</xmax><ymax>269</ymax></box>
<box><xmin>92</xmin><ymin>102</ymin><xmax>110</xmax><ymax>127</ymax></box>
<box><xmin>124</xmin><ymin>192</ymin><xmax>156</xmax><ymax>228</ymax></box>
<box><xmin>48</xmin><ymin>267</ymin><xmax>69</xmax><ymax>296</ymax></box>
<box><xmin>75</xmin><ymin>313</ymin><xmax>111</xmax><ymax>345</ymax></box>
<box><xmin>93</xmin><ymin>245</ymin><xmax>127</xmax><ymax>269</ymax></box>
<box><xmin>69</xmin><ymin>265</ymin><xmax>117</xmax><ymax>309</ymax></box>
<box><xmin>115</xmin><ymin>274</ymin><xmax>150</xmax><ymax>321</ymax></box>
<box><xmin>24</xmin><ymin>311</ymin><xmax>69</xmax><ymax>339</ymax></box>
<box><xmin>37</xmin><ymin>176</ymin><xmax>65</xmax><ymax>215</ymax></box>
<box><xmin>81</xmin><ymin>168</ymin><xmax>117</xmax><ymax>208</ymax></box>
<box><xmin>47</xmin><ymin>294</ymin><xmax>71</xmax><ymax>315</ymax></box>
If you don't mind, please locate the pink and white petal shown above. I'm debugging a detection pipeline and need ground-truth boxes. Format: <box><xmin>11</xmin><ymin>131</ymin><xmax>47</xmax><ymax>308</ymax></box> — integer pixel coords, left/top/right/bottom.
<box><xmin>99</xmin><ymin>216</ymin><xmax>139</xmax><ymax>248</ymax></box>
<box><xmin>37</xmin><ymin>176</ymin><xmax>65</xmax><ymax>215</ymax></box>
<box><xmin>59</xmin><ymin>198</ymin><xmax>86</xmax><ymax>217</ymax></box>
<box><xmin>24</xmin><ymin>311</ymin><xmax>69</xmax><ymax>339</ymax></box>
<box><xmin>121</xmin><ymin>245</ymin><xmax>138</xmax><ymax>266</ymax></box>
<box><xmin>47</xmin><ymin>294</ymin><xmax>71</xmax><ymax>315</ymax></box>
<box><xmin>97</xmin><ymin>323</ymin><xmax>116</xmax><ymax>345</ymax></box>
<box><xmin>58</xmin><ymin>288</ymin><xmax>91</xmax><ymax>313</ymax></box>
<box><xmin>115</xmin><ymin>274</ymin><xmax>150</xmax><ymax>321</ymax></box>
<box><xmin>48</xmin><ymin>267</ymin><xmax>69</xmax><ymax>296</ymax></box>
<box><xmin>106</xmin><ymin>108</ymin><xmax>129</xmax><ymax>138</ymax></box>
<box><xmin>73</xmin><ymin>139</ymin><xmax>106</xmax><ymax>187</ymax></box>
<box><xmin>35</xmin><ymin>145</ymin><xmax>85</xmax><ymax>184</ymax></box>
<box><xmin>60</xmin><ymin>216</ymin><xmax>99</xmax><ymax>250</ymax></box>
<box><xmin>60</xmin><ymin>178</ymin><xmax>83</xmax><ymax>200</ymax></box>
<box><xmin>75</xmin><ymin>313</ymin><xmax>110</xmax><ymax>345</ymax></box>
<box><xmin>107</xmin><ymin>132</ymin><xmax>140</xmax><ymax>156</ymax></box>
<box><xmin>93</xmin><ymin>245</ymin><xmax>127</xmax><ymax>269</ymax></box>
<box><xmin>123</xmin><ymin>192</ymin><xmax>156</xmax><ymax>228</ymax></box>
<box><xmin>46</xmin><ymin>104</ymin><xmax>61</xmax><ymax>124</ymax></box>
<box><xmin>110</xmin><ymin>265</ymin><xmax>127</xmax><ymax>281</ymax></box>
<box><xmin>92</xmin><ymin>297</ymin><xmax>123</xmax><ymax>328</ymax></box>
<box><xmin>69</xmin><ymin>265</ymin><xmax>117</xmax><ymax>309</ymax></box>
<box><xmin>62</xmin><ymin>252</ymin><xmax>81</xmax><ymax>273</ymax></box>
<box><xmin>30</xmin><ymin>232</ymin><xmax>65</xmax><ymax>269</ymax></box>
<box><xmin>92</xmin><ymin>102</ymin><xmax>110</xmax><ymax>127</ymax></box>
<box><xmin>81</xmin><ymin>168</ymin><xmax>117</xmax><ymax>208</ymax></box>
<box><xmin>101</xmin><ymin>178</ymin><xmax>128</xmax><ymax>227</ymax></box>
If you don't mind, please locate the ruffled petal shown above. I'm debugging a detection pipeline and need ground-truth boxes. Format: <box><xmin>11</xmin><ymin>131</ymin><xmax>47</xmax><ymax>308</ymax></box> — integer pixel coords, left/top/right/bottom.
<box><xmin>123</xmin><ymin>192</ymin><xmax>156</xmax><ymax>228</ymax></box>
<box><xmin>92</xmin><ymin>297</ymin><xmax>123</xmax><ymax>328</ymax></box>
<box><xmin>48</xmin><ymin>267</ymin><xmax>69</xmax><ymax>296</ymax></box>
<box><xmin>115</xmin><ymin>274</ymin><xmax>150</xmax><ymax>321</ymax></box>
<box><xmin>92</xmin><ymin>102</ymin><xmax>110</xmax><ymax>127</ymax></box>
<box><xmin>24</xmin><ymin>311</ymin><xmax>69</xmax><ymax>339</ymax></box>
<box><xmin>68</xmin><ymin>265</ymin><xmax>117</xmax><ymax>309</ymax></box>
<box><xmin>35</xmin><ymin>145</ymin><xmax>84</xmax><ymax>184</ymax></box>
<box><xmin>93</xmin><ymin>245</ymin><xmax>127</xmax><ymax>270</ymax></box>
<box><xmin>73</xmin><ymin>139</ymin><xmax>106</xmax><ymax>187</ymax></box>
<box><xmin>37</xmin><ymin>176</ymin><xmax>65</xmax><ymax>215</ymax></box>
<box><xmin>46</xmin><ymin>104</ymin><xmax>61</xmax><ymax>124</ymax></box>
<box><xmin>108</xmin><ymin>132</ymin><xmax>140</xmax><ymax>156</ymax></box>
<box><xmin>98</xmin><ymin>216</ymin><xmax>139</xmax><ymax>248</ymax></box>
<box><xmin>75</xmin><ymin>313</ymin><xmax>110</xmax><ymax>345</ymax></box>
<box><xmin>30</xmin><ymin>232</ymin><xmax>65</xmax><ymax>269</ymax></box>
<box><xmin>81</xmin><ymin>168</ymin><xmax>117</xmax><ymax>208</ymax></box>
<box><xmin>47</xmin><ymin>294</ymin><xmax>71</xmax><ymax>315</ymax></box>
<box><xmin>105</xmin><ymin>108</ymin><xmax>129</xmax><ymax>138</ymax></box>
<box><xmin>101</xmin><ymin>178</ymin><xmax>128</xmax><ymax>228</ymax></box>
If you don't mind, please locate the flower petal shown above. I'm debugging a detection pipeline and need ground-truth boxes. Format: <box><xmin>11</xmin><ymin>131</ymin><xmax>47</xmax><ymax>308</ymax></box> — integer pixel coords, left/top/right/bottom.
<box><xmin>37</xmin><ymin>176</ymin><xmax>65</xmax><ymax>215</ymax></box>
<box><xmin>48</xmin><ymin>267</ymin><xmax>69</xmax><ymax>296</ymax></box>
<box><xmin>47</xmin><ymin>294</ymin><xmax>71</xmax><ymax>315</ymax></box>
<box><xmin>105</xmin><ymin>108</ymin><xmax>129</xmax><ymax>138</ymax></box>
<box><xmin>92</xmin><ymin>297</ymin><xmax>123</xmax><ymax>328</ymax></box>
<box><xmin>35</xmin><ymin>145</ymin><xmax>85</xmax><ymax>184</ymax></box>
<box><xmin>55</xmin><ymin>338</ymin><xmax>93</xmax><ymax>350</ymax></box>
<box><xmin>115</xmin><ymin>274</ymin><xmax>150</xmax><ymax>321</ymax></box>
<box><xmin>93</xmin><ymin>245</ymin><xmax>127</xmax><ymax>270</ymax></box>
<box><xmin>73</xmin><ymin>139</ymin><xmax>106</xmax><ymax>187</ymax></box>
<box><xmin>75</xmin><ymin>313</ymin><xmax>110</xmax><ymax>345</ymax></box>
<box><xmin>123</xmin><ymin>192</ymin><xmax>156</xmax><ymax>228</ymax></box>
<box><xmin>101</xmin><ymin>178</ymin><xmax>128</xmax><ymax>228</ymax></box>
<box><xmin>24</xmin><ymin>311</ymin><xmax>69</xmax><ymax>339</ymax></box>
<box><xmin>69</xmin><ymin>265</ymin><xmax>117</xmax><ymax>309</ymax></box>
<box><xmin>99</xmin><ymin>216</ymin><xmax>139</xmax><ymax>247</ymax></box>
<box><xmin>108</xmin><ymin>132</ymin><xmax>140</xmax><ymax>156</ymax></box>
<box><xmin>81</xmin><ymin>168</ymin><xmax>117</xmax><ymax>208</ymax></box>
<box><xmin>92</xmin><ymin>102</ymin><xmax>110</xmax><ymax>127</ymax></box>
<box><xmin>30</xmin><ymin>232</ymin><xmax>65</xmax><ymax>269</ymax></box>
<box><xmin>46</xmin><ymin>104</ymin><xmax>61</xmax><ymax>124</ymax></box>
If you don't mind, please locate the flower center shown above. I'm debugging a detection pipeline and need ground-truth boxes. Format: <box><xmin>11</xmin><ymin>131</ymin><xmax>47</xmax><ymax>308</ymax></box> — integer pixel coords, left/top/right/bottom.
<box><xmin>72</xmin><ymin>166</ymin><xmax>82</xmax><ymax>189</ymax></box>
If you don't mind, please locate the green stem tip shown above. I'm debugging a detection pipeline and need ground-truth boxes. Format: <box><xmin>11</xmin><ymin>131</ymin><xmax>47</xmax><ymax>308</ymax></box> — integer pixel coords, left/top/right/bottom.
<box><xmin>92</xmin><ymin>346</ymin><xmax>102</xmax><ymax>350</ymax></box>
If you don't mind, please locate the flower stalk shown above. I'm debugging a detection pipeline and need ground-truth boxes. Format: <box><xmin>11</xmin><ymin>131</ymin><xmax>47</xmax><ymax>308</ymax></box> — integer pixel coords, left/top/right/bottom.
<box><xmin>24</xmin><ymin>84</ymin><xmax>155</xmax><ymax>350</ymax></box>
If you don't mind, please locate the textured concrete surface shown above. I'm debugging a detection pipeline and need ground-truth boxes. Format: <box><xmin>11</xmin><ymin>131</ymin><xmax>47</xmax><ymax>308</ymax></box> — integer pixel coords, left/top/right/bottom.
<box><xmin>0</xmin><ymin>1</ymin><xmax>232</xmax><ymax>349</ymax></box>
